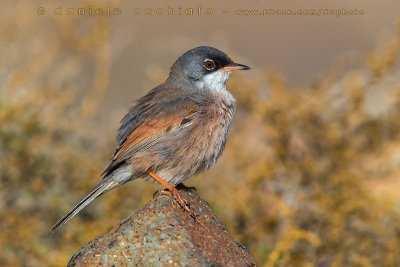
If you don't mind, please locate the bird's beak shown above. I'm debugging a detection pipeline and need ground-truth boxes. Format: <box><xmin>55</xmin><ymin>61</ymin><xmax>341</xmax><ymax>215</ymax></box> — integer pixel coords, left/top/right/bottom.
<box><xmin>219</xmin><ymin>63</ymin><xmax>251</xmax><ymax>72</ymax></box>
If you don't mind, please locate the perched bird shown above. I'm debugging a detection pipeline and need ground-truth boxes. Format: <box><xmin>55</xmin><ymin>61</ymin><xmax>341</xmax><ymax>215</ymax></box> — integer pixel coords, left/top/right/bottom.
<box><xmin>51</xmin><ymin>46</ymin><xmax>250</xmax><ymax>231</ymax></box>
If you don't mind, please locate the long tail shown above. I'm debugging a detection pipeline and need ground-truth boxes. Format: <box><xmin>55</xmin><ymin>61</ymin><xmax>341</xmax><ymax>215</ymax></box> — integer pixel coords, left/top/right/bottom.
<box><xmin>51</xmin><ymin>179</ymin><xmax>117</xmax><ymax>232</ymax></box>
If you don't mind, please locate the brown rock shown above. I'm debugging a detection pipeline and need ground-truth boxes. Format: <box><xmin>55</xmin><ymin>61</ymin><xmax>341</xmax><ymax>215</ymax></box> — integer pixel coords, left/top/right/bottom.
<box><xmin>67</xmin><ymin>187</ymin><xmax>257</xmax><ymax>266</ymax></box>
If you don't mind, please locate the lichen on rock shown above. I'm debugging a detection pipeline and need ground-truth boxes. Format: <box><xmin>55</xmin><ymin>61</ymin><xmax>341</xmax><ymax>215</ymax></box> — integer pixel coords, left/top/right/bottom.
<box><xmin>67</xmin><ymin>187</ymin><xmax>256</xmax><ymax>266</ymax></box>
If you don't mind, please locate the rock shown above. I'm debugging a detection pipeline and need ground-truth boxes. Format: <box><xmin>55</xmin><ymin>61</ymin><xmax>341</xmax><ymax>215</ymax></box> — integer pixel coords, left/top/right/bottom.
<box><xmin>67</xmin><ymin>187</ymin><xmax>256</xmax><ymax>266</ymax></box>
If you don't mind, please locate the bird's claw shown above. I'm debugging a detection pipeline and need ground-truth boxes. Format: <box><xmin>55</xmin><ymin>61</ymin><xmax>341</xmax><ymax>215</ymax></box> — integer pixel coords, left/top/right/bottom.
<box><xmin>159</xmin><ymin>188</ymin><xmax>190</xmax><ymax>212</ymax></box>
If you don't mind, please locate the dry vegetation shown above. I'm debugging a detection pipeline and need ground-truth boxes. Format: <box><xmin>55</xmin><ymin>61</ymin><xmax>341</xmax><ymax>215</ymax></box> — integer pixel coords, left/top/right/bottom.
<box><xmin>1</xmin><ymin>2</ymin><xmax>400</xmax><ymax>266</ymax></box>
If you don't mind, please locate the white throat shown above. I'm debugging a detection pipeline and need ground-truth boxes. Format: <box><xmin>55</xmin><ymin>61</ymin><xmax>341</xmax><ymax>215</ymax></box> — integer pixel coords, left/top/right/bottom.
<box><xmin>195</xmin><ymin>70</ymin><xmax>231</xmax><ymax>92</ymax></box>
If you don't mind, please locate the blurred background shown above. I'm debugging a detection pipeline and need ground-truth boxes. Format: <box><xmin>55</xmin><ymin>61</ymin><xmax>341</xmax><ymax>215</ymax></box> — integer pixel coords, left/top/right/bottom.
<box><xmin>1</xmin><ymin>0</ymin><xmax>400</xmax><ymax>266</ymax></box>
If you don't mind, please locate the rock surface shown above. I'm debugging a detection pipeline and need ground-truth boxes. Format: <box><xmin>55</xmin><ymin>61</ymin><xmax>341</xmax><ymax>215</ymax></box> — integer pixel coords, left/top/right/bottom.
<box><xmin>67</xmin><ymin>187</ymin><xmax>257</xmax><ymax>266</ymax></box>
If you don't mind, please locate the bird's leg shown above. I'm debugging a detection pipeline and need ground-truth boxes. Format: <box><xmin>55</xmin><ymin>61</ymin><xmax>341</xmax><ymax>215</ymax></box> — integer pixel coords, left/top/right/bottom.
<box><xmin>147</xmin><ymin>170</ymin><xmax>190</xmax><ymax>212</ymax></box>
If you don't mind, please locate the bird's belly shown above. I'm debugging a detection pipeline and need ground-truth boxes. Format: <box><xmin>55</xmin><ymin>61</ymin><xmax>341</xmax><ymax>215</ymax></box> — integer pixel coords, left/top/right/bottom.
<box><xmin>159</xmin><ymin>106</ymin><xmax>234</xmax><ymax>186</ymax></box>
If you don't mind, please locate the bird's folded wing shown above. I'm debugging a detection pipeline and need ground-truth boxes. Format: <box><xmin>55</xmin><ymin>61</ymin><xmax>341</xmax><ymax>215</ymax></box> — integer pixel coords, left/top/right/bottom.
<box><xmin>102</xmin><ymin>98</ymin><xmax>200</xmax><ymax>176</ymax></box>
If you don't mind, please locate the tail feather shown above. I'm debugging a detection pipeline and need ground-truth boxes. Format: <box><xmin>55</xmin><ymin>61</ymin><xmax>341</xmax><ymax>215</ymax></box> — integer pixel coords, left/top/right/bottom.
<box><xmin>51</xmin><ymin>180</ymin><xmax>116</xmax><ymax>232</ymax></box>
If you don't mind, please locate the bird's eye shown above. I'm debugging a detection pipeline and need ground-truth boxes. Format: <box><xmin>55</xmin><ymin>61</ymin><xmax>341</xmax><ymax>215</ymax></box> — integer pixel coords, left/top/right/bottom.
<box><xmin>204</xmin><ymin>59</ymin><xmax>215</xmax><ymax>70</ymax></box>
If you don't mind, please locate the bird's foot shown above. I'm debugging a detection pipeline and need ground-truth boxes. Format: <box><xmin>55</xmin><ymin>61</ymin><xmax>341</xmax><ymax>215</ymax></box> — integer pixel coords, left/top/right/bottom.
<box><xmin>159</xmin><ymin>187</ymin><xmax>191</xmax><ymax>213</ymax></box>
<box><xmin>146</xmin><ymin>170</ymin><xmax>195</xmax><ymax>220</ymax></box>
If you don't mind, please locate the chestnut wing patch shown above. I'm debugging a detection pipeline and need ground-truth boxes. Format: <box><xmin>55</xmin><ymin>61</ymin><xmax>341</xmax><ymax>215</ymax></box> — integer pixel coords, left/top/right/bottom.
<box><xmin>102</xmin><ymin>109</ymin><xmax>197</xmax><ymax>176</ymax></box>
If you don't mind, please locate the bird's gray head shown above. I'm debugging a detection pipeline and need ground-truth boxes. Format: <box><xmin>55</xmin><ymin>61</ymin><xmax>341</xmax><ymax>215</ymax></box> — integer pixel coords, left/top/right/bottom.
<box><xmin>168</xmin><ymin>46</ymin><xmax>250</xmax><ymax>92</ymax></box>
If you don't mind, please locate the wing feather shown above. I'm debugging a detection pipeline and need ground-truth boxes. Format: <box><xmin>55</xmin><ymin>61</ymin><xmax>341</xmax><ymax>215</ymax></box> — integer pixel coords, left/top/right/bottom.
<box><xmin>102</xmin><ymin>94</ymin><xmax>200</xmax><ymax>176</ymax></box>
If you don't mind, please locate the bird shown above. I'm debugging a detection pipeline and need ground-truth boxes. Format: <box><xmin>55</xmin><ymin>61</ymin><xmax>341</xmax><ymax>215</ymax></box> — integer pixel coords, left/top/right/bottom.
<box><xmin>51</xmin><ymin>46</ymin><xmax>250</xmax><ymax>231</ymax></box>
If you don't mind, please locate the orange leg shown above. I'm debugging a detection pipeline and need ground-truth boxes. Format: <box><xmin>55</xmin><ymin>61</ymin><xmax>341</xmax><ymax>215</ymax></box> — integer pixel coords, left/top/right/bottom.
<box><xmin>147</xmin><ymin>170</ymin><xmax>190</xmax><ymax>212</ymax></box>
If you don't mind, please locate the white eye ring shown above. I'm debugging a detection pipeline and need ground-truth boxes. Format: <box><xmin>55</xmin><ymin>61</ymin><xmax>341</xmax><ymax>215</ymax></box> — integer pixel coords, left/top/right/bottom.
<box><xmin>204</xmin><ymin>59</ymin><xmax>215</xmax><ymax>70</ymax></box>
